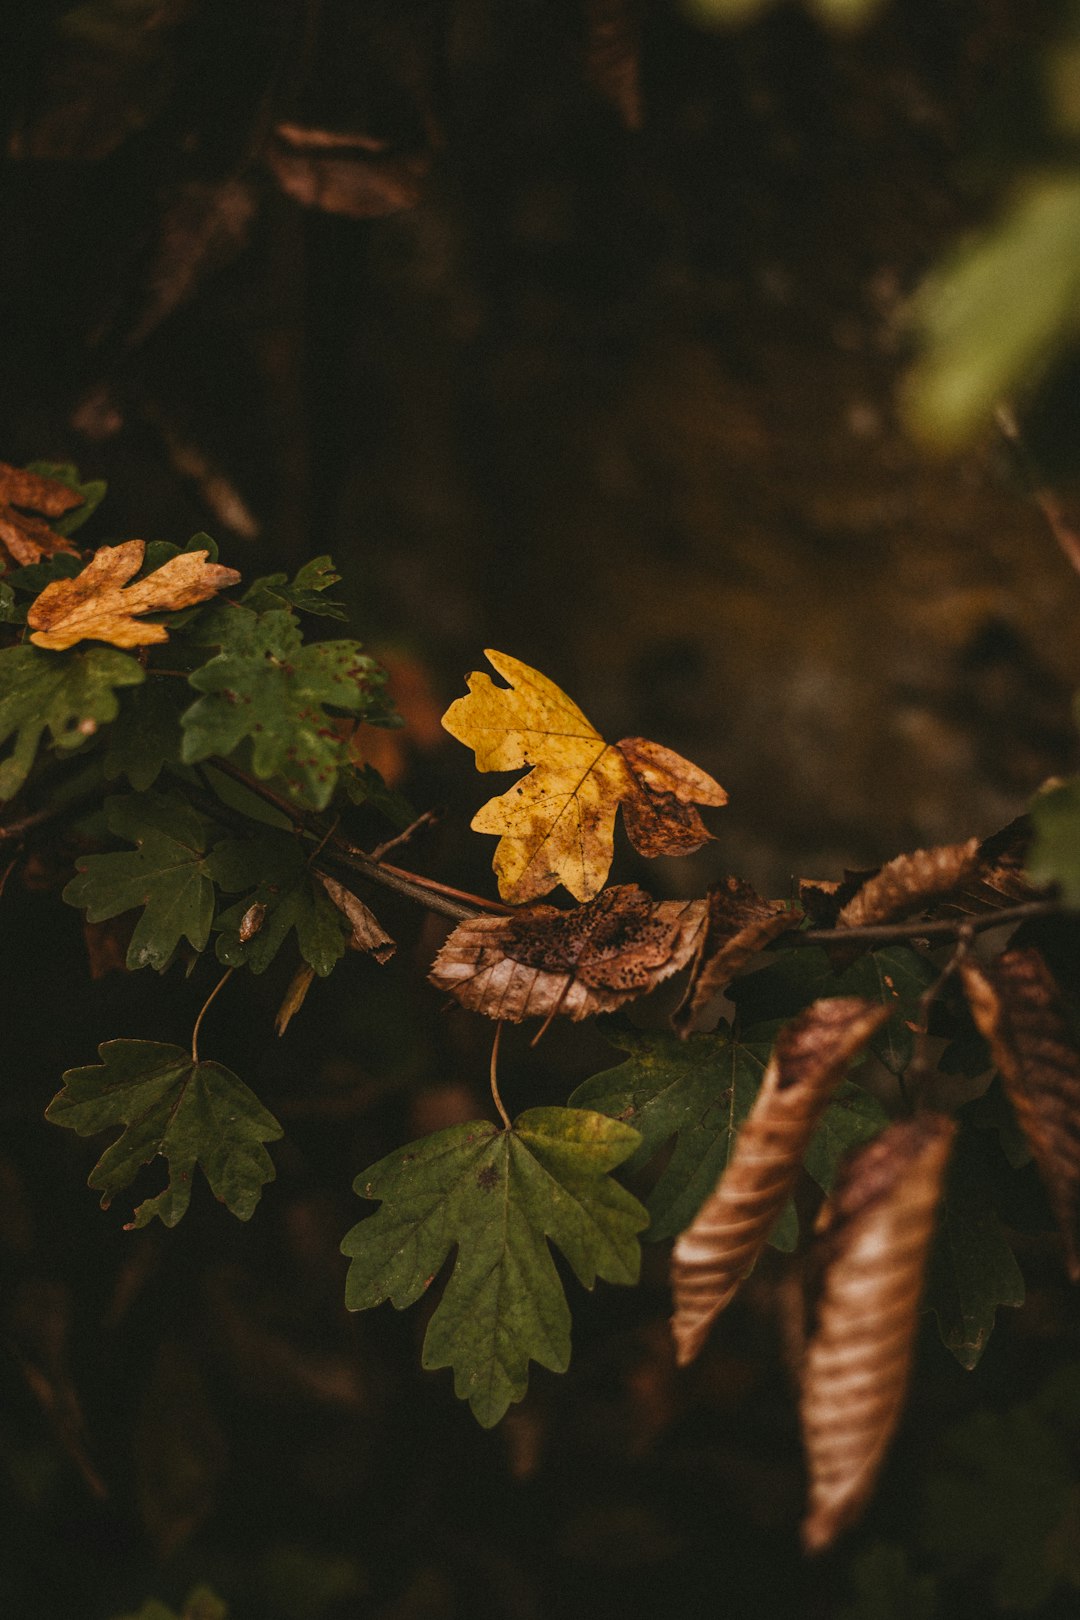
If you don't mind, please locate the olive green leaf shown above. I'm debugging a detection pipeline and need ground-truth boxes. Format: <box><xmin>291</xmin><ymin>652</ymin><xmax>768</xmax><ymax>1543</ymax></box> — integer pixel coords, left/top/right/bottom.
<box><xmin>47</xmin><ymin>1041</ymin><xmax>282</xmax><ymax>1229</ymax></box>
<box><xmin>342</xmin><ymin>1107</ymin><xmax>647</xmax><ymax>1427</ymax></box>
<box><xmin>0</xmin><ymin>643</ymin><xmax>144</xmax><ymax>799</ymax></box>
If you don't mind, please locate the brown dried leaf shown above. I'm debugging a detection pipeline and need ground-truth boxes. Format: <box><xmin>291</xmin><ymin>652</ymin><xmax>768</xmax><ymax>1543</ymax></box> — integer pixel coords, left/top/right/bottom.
<box><xmin>27</xmin><ymin>539</ymin><xmax>240</xmax><ymax>651</ymax></box>
<box><xmin>586</xmin><ymin>0</ymin><xmax>643</xmax><ymax>131</ymax></box>
<box><xmin>670</xmin><ymin>998</ymin><xmax>890</xmax><ymax>1365</ymax></box>
<box><xmin>674</xmin><ymin>877</ymin><xmax>802</xmax><ymax>1035</ymax></box>
<box><xmin>618</xmin><ymin>736</ymin><xmax>727</xmax><ymax>858</ymax></box>
<box><xmin>0</xmin><ymin>463</ymin><xmax>84</xmax><ymax>570</ymax></box>
<box><xmin>429</xmin><ymin>883</ymin><xmax>705</xmax><ymax>1023</ymax></box>
<box><xmin>798</xmin><ymin>870</ymin><xmax>878</xmax><ymax>929</ymax></box>
<box><xmin>800</xmin><ymin>1112</ymin><xmax>956</xmax><ymax>1552</ymax></box>
<box><xmin>941</xmin><ymin>818</ymin><xmax>1040</xmax><ymax>915</ymax></box>
<box><xmin>275</xmin><ymin>964</ymin><xmax>316</xmax><ymax>1037</ymax></box>
<box><xmin>267</xmin><ymin>123</ymin><xmax>430</xmax><ymax>218</ymax></box>
<box><xmin>0</xmin><ymin>464</ymin><xmax>85</xmax><ymax>518</ymax></box>
<box><xmin>960</xmin><ymin>947</ymin><xmax>1080</xmax><ymax>1279</ymax></box>
<box><xmin>317</xmin><ymin>874</ymin><xmax>396</xmax><ymax>963</ymax></box>
<box><xmin>837</xmin><ymin>837</ymin><xmax>981</xmax><ymax>930</ymax></box>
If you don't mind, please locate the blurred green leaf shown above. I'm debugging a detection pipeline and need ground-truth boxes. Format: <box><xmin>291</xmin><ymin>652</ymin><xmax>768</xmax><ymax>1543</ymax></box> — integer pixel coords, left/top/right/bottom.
<box><xmin>46</xmin><ymin>1039</ymin><xmax>282</xmax><ymax>1228</ymax></box>
<box><xmin>1027</xmin><ymin>773</ymin><xmax>1080</xmax><ymax>904</ymax></box>
<box><xmin>343</xmin><ymin>1108</ymin><xmax>646</xmax><ymax>1426</ymax></box>
<box><xmin>924</xmin><ymin>1128</ymin><xmax>1024</xmax><ymax>1369</ymax></box>
<box><xmin>923</xmin><ymin>1366</ymin><xmax>1080</xmax><ymax>1611</ymax></box>
<box><xmin>0</xmin><ymin>643</ymin><xmax>143</xmax><ymax>800</ymax></box>
<box><xmin>109</xmin><ymin>1585</ymin><xmax>228</xmax><ymax>1620</ymax></box>
<box><xmin>906</xmin><ymin>175</ymin><xmax>1080</xmax><ymax>447</ymax></box>
<box><xmin>838</xmin><ymin>1543</ymin><xmax>939</xmax><ymax>1620</ymax></box>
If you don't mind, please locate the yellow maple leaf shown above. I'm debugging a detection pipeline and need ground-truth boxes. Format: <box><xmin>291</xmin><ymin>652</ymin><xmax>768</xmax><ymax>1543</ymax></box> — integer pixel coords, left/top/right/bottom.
<box><xmin>442</xmin><ymin>650</ymin><xmax>727</xmax><ymax>903</ymax></box>
<box><xmin>27</xmin><ymin>539</ymin><xmax>240</xmax><ymax>651</ymax></box>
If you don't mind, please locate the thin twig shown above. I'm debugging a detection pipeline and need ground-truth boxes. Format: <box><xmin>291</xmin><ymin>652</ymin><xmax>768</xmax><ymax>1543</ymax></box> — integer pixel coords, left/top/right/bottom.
<box><xmin>802</xmin><ymin>899</ymin><xmax>1063</xmax><ymax>947</ymax></box>
<box><xmin>900</xmin><ymin>931</ymin><xmax>973</xmax><ymax>1112</ymax></box>
<box><xmin>996</xmin><ymin>403</ymin><xmax>1080</xmax><ymax>581</ymax></box>
<box><xmin>490</xmin><ymin>1021</ymin><xmax>511</xmax><ymax>1130</ymax></box>
<box><xmin>191</xmin><ymin>968</ymin><xmax>234</xmax><ymax>1063</ymax></box>
<box><xmin>370</xmin><ymin>809</ymin><xmax>437</xmax><ymax>861</ymax></box>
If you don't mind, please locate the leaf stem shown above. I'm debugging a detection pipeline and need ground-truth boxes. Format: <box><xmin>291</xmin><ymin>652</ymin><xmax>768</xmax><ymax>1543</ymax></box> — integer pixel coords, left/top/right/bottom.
<box><xmin>191</xmin><ymin>968</ymin><xmax>234</xmax><ymax>1063</ymax></box>
<box><xmin>900</xmin><ymin>931</ymin><xmax>973</xmax><ymax>1113</ymax></box>
<box><xmin>490</xmin><ymin>1021</ymin><xmax>511</xmax><ymax>1130</ymax></box>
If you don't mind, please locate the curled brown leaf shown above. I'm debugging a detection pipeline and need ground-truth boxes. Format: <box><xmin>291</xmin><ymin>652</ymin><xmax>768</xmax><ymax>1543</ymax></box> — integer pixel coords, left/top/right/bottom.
<box><xmin>670</xmin><ymin>998</ymin><xmax>890</xmax><ymax>1366</ymax></box>
<box><xmin>428</xmin><ymin>883</ymin><xmax>705</xmax><ymax>1023</ymax></box>
<box><xmin>800</xmin><ymin>1112</ymin><xmax>955</xmax><ymax>1553</ymax></box>
<box><xmin>673</xmin><ymin>877</ymin><xmax>801</xmax><ymax>1035</ymax></box>
<box><xmin>27</xmin><ymin>539</ymin><xmax>240</xmax><ymax>650</ymax></box>
<box><xmin>837</xmin><ymin>838</ymin><xmax>981</xmax><ymax>930</ymax></box>
<box><xmin>961</xmin><ymin>947</ymin><xmax>1080</xmax><ymax>1279</ymax></box>
<box><xmin>317</xmin><ymin>874</ymin><xmax>395</xmax><ymax>964</ymax></box>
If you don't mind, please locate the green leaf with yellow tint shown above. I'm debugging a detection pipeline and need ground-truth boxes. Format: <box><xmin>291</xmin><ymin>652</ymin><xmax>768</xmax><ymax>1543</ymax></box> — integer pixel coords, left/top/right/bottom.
<box><xmin>342</xmin><ymin>1107</ymin><xmax>647</xmax><ymax>1426</ymax></box>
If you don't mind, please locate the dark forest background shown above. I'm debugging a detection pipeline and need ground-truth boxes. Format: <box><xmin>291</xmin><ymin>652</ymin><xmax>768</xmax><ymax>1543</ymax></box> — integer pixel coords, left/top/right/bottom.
<box><xmin>3</xmin><ymin>2</ymin><xmax>1080</xmax><ymax>1616</ymax></box>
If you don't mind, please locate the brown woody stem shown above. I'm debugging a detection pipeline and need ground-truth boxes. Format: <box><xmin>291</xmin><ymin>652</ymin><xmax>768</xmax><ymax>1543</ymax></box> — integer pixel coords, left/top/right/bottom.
<box><xmin>802</xmin><ymin>899</ymin><xmax>1063</xmax><ymax>946</ymax></box>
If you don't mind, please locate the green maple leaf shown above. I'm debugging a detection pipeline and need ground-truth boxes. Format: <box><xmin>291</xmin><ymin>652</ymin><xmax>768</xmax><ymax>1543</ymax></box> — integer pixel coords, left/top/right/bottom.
<box><xmin>242</xmin><ymin>555</ymin><xmax>347</xmax><ymax>619</ymax></box>
<box><xmin>207</xmin><ymin>831</ymin><xmax>348</xmax><ymax>974</ymax></box>
<box><xmin>924</xmin><ymin>1127</ymin><xmax>1024</xmax><ymax>1369</ymax></box>
<box><xmin>64</xmin><ymin>793</ymin><xmax>215</xmax><ymax>970</ymax></box>
<box><xmin>727</xmin><ymin>943</ymin><xmax>936</xmax><ymax>1076</ymax></box>
<box><xmin>0</xmin><ymin>644</ymin><xmax>144</xmax><ymax>800</ymax></box>
<box><xmin>571</xmin><ymin>1025</ymin><xmax>798</xmax><ymax>1246</ymax></box>
<box><xmin>46</xmin><ymin>1041</ymin><xmax>283</xmax><ymax>1228</ymax></box>
<box><xmin>180</xmin><ymin>609</ymin><xmax>385</xmax><ymax>809</ymax></box>
<box><xmin>103</xmin><ymin>678</ymin><xmax>187</xmax><ymax>791</ymax></box>
<box><xmin>342</xmin><ymin>1107</ymin><xmax>647</xmax><ymax>1427</ymax></box>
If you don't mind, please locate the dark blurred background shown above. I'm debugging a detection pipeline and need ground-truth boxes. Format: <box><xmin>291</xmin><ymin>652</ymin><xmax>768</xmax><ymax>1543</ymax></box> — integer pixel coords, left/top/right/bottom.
<box><xmin>3</xmin><ymin>2</ymin><xmax>1080</xmax><ymax>1616</ymax></box>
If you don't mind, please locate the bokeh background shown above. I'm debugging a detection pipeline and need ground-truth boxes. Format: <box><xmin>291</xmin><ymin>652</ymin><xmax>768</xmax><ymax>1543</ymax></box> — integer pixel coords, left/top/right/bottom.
<box><xmin>4</xmin><ymin>2</ymin><xmax>1080</xmax><ymax>1616</ymax></box>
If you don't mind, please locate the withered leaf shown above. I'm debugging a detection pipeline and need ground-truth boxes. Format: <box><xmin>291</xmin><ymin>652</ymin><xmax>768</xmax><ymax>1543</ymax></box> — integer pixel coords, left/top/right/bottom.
<box><xmin>0</xmin><ymin>462</ymin><xmax>83</xmax><ymax>569</ymax></box>
<box><xmin>267</xmin><ymin>123</ymin><xmax>430</xmax><ymax>218</ymax></box>
<box><xmin>673</xmin><ymin>877</ymin><xmax>802</xmax><ymax>1035</ymax></box>
<box><xmin>800</xmin><ymin>1112</ymin><xmax>956</xmax><ymax>1553</ymax></box>
<box><xmin>837</xmin><ymin>838</ymin><xmax>981</xmax><ymax>930</ymax></box>
<box><xmin>960</xmin><ymin>947</ymin><xmax>1080</xmax><ymax>1280</ymax></box>
<box><xmin>316</xmin><ymin>874</ymin><xmax>395</xmax><ymax>964</ymax></box>
<box><xmin>443</xmin><ymin>650</ymin><xmax>726</xmax><ymax>903</ymax></box>
<box><xmin>275</xmin><ymin>963</ymin><xmax>316</xmax><ymax>1037</ymax></box>
<box><xmin>586</xmin><ymin>0</ymin><xmax>643</xmax><ymax>131</ymax></box>
<box><xmin>27</xmin><ymin>540</ymin><xmax>240</xmax><ymax>651</ymax></box>
<box><xmin>670</xmin><ymin>998</ymin><xmax>890</xmax><ymax>1365</ymax></box>
<box><xmin>429</xmin><ymin>884</ymin><xmax>706</xmax><ymax>1023</ymax></box>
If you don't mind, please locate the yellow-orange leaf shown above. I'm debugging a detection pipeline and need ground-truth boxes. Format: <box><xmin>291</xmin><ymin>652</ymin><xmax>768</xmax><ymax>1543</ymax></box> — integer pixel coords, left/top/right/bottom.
<box><xmin>27</xmin><ymin>540</ymin><xmax>240</xmax><ymax>651</ymax></box>
<box><xmin>442</xmin><ymin>650</ymin><xmax>727</xmax><ymax>903</ymax></box>
<box><xmin>800</xmin><ymin>1112</ymin><xmax>955</xmax><ymax>1552</ymax></box>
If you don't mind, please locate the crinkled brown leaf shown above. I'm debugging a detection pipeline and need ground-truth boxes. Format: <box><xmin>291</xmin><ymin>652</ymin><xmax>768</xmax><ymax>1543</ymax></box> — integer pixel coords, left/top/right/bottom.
<box><xmin>429</xmin><ymin>883</ymin><xmax>705</xmax><ymax>1023</ymax></box>
<box><xmin>442</xmin><ymin>651</ymin><xmax>727</xmax><ymax>902</ymax></box>
<box><xmin>316</xmin><ymin>874</ymin><xmax>395</xmax><ymax>963</ymax></box>
<box><xmin>670</xmin><ymin>997</ymin><xmax>890</xmax><ymax>1365</ymax></box>
<box><xmin>673</xmin><ymin>877</ymin><xmax>802</xmax><ymax>1035</ymax></box>
<box><xmin>800</xmin><ymin>1112</ymin><xmax>956</xmax><ymax>1553</ymax></box>
<box><xmin>837</xmin><ymin>838</ymin><xmax>981</xmax><ymax>930</ymax></box>
<box><xmin>27</xmin><ymin>540</ymin><xmax>240</xmax><ymax>651</ymax></box>
<box><xmin>0</xmin><ymin>462</ymin><xmax>83</xmax><ymax>569</ymax></box>
<box><xmin>586</xmin><ymin>0</ymin><xmax>642</xmax><ymax>131</ymax></box>
<box><xmin>961</xmin><ymin>947</ymin><xmax>1080</xmax><ymax>1280</ymax></box>
<box><xmin>940</xmin><ymin>818</ymin><xmax>1040</xmax><ymax>915</ymax></box>
<box><xmin>267</xmin><ymin>123</ymin><xmax>430</xmax><ymax>218</ymax></box>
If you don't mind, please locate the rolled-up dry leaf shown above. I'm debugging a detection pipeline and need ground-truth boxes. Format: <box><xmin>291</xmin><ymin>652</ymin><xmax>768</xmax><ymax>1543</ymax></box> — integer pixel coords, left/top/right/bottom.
<box><xmin>800</xmin><ymin>1112</ymin><xmax>956</xmax><ymax>1553</ymax></box>
<box><xmin>961</xmin><ymin>946</ymin><xmax>1080</xmax><ymax>1280</ymax></box>
<box><xmin>837</xmin><ymin>838</ymin><xmax>980</xmax><ymax>930</ymax></box>
<box><xmin>670</xmin><ymin>997</ymin><xmax>890</xmax><ymax>1366</ymax></box>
